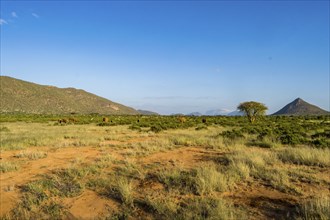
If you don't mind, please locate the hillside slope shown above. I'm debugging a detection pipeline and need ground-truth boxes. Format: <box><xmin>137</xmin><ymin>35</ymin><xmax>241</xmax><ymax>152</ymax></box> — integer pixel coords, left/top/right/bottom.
<box><xmin>137</xmin><ymin>109</ymin><xmax>159</xmax><ymax>115</ymax></box>
<box><xmin>273</xmin><ymin>98</ymin><xmax>329</xmax><ymax>115</ymax></box>
<box><xmin>0</xmin><ymin>76</ymin><xmax>138</xmax><ymax>115</ymax></box>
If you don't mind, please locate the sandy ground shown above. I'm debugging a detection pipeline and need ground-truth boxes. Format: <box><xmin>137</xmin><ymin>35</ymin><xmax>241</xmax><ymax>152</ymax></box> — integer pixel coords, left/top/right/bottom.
<box><xmin>0</xmin><ymin>147</ymin><xmax>101</xmax><ymax>216</ymax></box>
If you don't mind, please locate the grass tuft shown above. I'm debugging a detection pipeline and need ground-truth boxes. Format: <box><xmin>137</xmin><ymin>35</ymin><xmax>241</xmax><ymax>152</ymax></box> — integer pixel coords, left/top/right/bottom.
<box><xmin>108</xmin><ymin>176</ymin><xmax>134</xmax><ymax>206</ymax></box>
<box><xmin>15</xmin><ymin>150</ymin><xmax>47</xmax><ymax>160</ymax></box>
<box><xmin>296</xmin><ymin>196</ymin><xmax>330</xmax><ymax>220</ymax></box>
<box><xmin>182</xmin><ymin>197</ymin><xmax>245</xmax><ymax>220</ymax></box>
<box><xmin>0</xmin><ymin>161</ymin><xmax>19</xmax><ymax>173</ymax></box>
<box><xmin>157</xmin><ymin>163</ymin><xmax>233</xmax><ymax>195</ymax></box>
<box><xmin>278</xmin><ymin>147</ymin><xmax>330</xmax><ymax>167</ymax></box>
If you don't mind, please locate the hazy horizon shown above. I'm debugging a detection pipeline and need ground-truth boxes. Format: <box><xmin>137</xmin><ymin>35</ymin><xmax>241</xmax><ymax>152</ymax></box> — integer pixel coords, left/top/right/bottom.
<box><xmin>1</xmin><ymin>1</ymin><xmax>329</xmax><ymax>115</ymax></box>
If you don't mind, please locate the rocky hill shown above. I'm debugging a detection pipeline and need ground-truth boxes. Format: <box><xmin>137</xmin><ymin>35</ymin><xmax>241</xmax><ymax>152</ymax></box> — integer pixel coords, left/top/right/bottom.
<box><xmin>0</xmin><ymin>76</ymin><xmax>138</xmax><ymax>115</ymax></box>
<box><xmin>273</xmin><ymin>98</ymin><xmax>329</xmax><ymax>115</ymax></box>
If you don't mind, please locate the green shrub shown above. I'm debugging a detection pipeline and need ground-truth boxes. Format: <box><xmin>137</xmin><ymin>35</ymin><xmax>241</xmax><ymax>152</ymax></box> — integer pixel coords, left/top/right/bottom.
<box><xmin>241</xmin><ymin>126</ymin><xmax>262</xmax><ymax>134</ymax></box>
<box><xmin>279</xmin><ymin>131</ymin><xmax>304</xmax><ymax>145</ymax></box>
<box><xmin>97</xmin><ymin>122</ymin><xmax>113</xmax><ymax>126</ymax></box>
<box><xmin>220</xmin><ymin>129</ymin><xmax>244</xmax><ymax>140</ymax></box>
<box><xmin>150</xmin><ymin>125</ymin><xmax>163</xmax><ymax>133</ymax></box>
<box><xmin>129</xmin><ymin>124</ymin><xmax>142</xmax><ymax>131</ymax></box>
<box><xmin>311</xmin><ymin>130</ymin><xmax>330</xmax><ymax>139</ymax></box>
<box><xmin>246</xmin><ymin>140</ymin><xmax>273</xmax><ymax>148</ymax></box>
<box><xmin>195</xmin><ymin>124</ymin><xmax>208</xmax><ymax>131</ymax></box>
<box><xmin>311</xmin><ymin>138</ymin><xmax>330</xmax><ymax>148</ymax></box>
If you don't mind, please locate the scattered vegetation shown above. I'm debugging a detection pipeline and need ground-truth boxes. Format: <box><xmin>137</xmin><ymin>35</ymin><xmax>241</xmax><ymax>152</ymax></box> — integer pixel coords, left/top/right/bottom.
<box><xmin>1</xmin><ymin>114</ymin><xmax>329</xmax><ymax>219</ymax></box>
<box><xmin>0</xmin><ymin>161</ymin><xmax>19</xmax><ymax>173</ymax></box>
<box><xmin>14</xmin><ymin>151</ymin><xmax>48</xmax><ymax>160</ymax></box>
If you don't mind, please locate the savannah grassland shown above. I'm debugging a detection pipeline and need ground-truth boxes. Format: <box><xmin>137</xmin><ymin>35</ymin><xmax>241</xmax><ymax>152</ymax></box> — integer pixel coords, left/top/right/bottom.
<box><xmin>0</xmin><ymin>115</ymin><xmax>329</xmax><ymax>219</ymax></box>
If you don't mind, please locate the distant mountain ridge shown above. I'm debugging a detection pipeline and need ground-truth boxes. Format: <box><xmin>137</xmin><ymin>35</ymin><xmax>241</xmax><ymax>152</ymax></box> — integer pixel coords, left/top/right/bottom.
<box><xmin>205</xmin><ymin>109</ymin><xmax>231</xmax><ymax>116</ymax></box>
<box><xmin>187</xmin><ymin>112</ymin><xmax>202</xmax><ymax>116</ymax></box>
<box><xmin>137</xmin><ymin>109</ymin><xmax>159</xmax><ymax>115</ymax></box>
<box><xmin>273</xmin><ymin>98</ymin><xmax>329</xmax><ymax>115</ymax></box>
<box><xmin>227</xmin><ymin>110</ymin><xmax>244</xmax><ymax>116</ymax></box>
<box><xmin>187</xmin><ymin>109</ymin><xmax>241</xmax><ymax>116</ymax></box>
<box><xmin>0</xmin><ymin>76</ymin><xmax>138</xmax><ymax>115</ymax></box>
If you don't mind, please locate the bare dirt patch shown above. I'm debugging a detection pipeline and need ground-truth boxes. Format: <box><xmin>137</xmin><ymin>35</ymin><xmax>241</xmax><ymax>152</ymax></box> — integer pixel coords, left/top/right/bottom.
<box><xmin>62</xmin><ymin>190</ymin><xmax>119</xmax><ymax>219</ymax></box>
<box><xmin>226</xmin><ymin>183</ymin><xmax>298</xmax><ymax>219</ymax></box>
<box><xmin>140</xmin><ymin>147</ymin><xmax>210</xmax><ymax>168</ymax></box>
<box><xmin>0</xmin><ymin>147</ymin><xmax>101</xmax><ymax>216</ymax></box>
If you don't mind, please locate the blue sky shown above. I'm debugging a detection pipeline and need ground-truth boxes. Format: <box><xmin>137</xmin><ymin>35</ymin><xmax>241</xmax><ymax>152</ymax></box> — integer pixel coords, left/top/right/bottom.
<box><xmin>1</xmin><ymin>1</ymin><xmax>329</xmax><ymax>115</ymax></box>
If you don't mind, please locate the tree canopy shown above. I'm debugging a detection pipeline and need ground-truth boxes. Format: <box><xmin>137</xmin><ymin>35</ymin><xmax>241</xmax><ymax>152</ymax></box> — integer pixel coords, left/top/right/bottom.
<box><xmin>237</xmin><ymin>101</ymin><xmax>268</xmax><ymax>123</ymax></box>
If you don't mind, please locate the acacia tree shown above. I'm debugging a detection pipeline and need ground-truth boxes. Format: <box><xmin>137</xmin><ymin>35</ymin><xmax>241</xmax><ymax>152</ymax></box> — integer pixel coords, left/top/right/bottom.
<box><xmin>237</xmin><ymin>101</ymin><xmax>268</xmax><ymax>123</ymax></box>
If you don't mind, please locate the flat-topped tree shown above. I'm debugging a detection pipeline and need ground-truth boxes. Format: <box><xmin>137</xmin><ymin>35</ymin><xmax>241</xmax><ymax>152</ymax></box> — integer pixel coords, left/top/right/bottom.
<box><xmin>237</xmin><ymin>101</ymin><xmax>268</xmax><ymax>123</ymax></box>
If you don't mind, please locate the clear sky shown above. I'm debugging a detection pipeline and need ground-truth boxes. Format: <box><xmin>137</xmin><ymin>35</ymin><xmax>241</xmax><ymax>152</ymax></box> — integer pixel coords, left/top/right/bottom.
<box><xmin>1</xmin><ymin>0</ymin><xmax>329</xmax><ymax>115</ymax></box>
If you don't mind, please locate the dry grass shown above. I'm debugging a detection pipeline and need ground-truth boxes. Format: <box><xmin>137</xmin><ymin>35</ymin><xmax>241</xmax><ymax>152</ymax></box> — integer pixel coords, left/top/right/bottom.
<box><xmin>278</xmin><ymin>147</ymin><xmax>330</xmax><ymax>167</ymax></box>
<box><xmin>296</xmin><ymin>195</ymin><xmax>330</xmax><ymax>220</ymax></box>
<box><xmin>112</xmin><ymin>176</ymin><xmax>134</xmax><ymax>206</ymax></box>
<box><xmin>0</xmin><ymin>161</ymin><xmax>19</xmax><ymax>173</ymax></box>
<box><xmin>1</xmin><ymin>122</ymin><xmax>329</xmax><ymax>219</ymax></box>
<box><xmin>224</xmin><ymin>148</ymin><xmax>300</xmax><ymax>193</ymax></box>
<box><xmin>194</xmin><ymin>162</ymin><xmax>232</xmax><ymax>195</ymax></box>
<box><xmin>0</xmin><ymin>123</ymin><xmax>136</xmax><ymax>150</ymax></box>
<box><xmin>14</xmin><ymin>150</ymin><xmax>47</xmax><ymax>160</ymax></box>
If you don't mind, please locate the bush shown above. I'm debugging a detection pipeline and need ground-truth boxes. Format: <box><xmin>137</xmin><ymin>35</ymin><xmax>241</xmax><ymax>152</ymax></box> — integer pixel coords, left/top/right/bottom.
<box><xmin>246</xmin><ymin>140</ymin><xmax>273</xmax><ymax>148</ymax></box>
<box><xmin>150</xmin><ymin>125</ymin><xmax>164</xmax><ymax>133</ymax></box>
<box><xmin>97</xmin><ymin>122</ymin><xmax>113</xmax><ymax>127</ymax></box>
<box><xmin>129</xmin><ymin>124</ymin><xmax>142</xmax><ymax>132</ymax></box>
<box><xmin>219</xmin><ymin>129</ymin><xmax>244</xmax><ymax>140</ymax></box>
<box><xmin>311</xmin><ymin>138</ymin><xmax>330</xmax><ymax>149</ymax></box>
<box><xmin>311</xmin><ymin>130</ymin><xmax>330</xmax><ymax>139</ymax></box>
<box><xmin>257</xmin><ymin>128</ymin><xmax>274</xmax><ymax>140</ymax></box>
<box><xmin>279</xmin><ymin>131</ymin><xmax>304</xmax><ymax>145</ymax></box>
<box><xmin>195</xmin><ymin>124</ymin><xmax>208</xmax><ymax>131</ymax></box>
<box><xmin>241</xmin><ymin>126</ymin><xmax>262</xmax><ymax>134</ymax></box>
